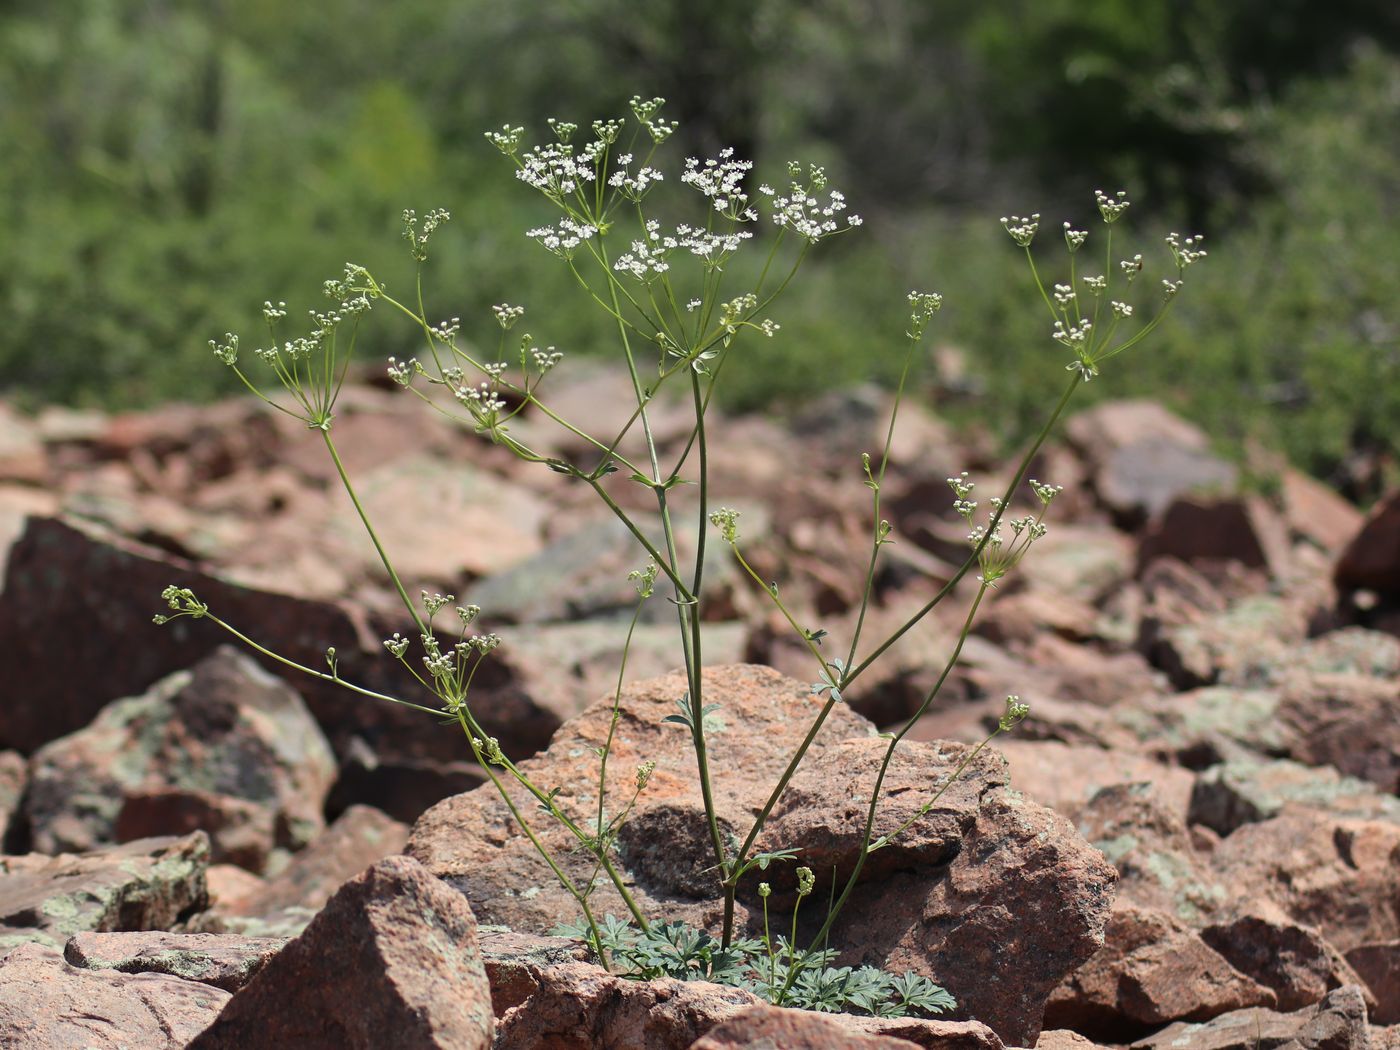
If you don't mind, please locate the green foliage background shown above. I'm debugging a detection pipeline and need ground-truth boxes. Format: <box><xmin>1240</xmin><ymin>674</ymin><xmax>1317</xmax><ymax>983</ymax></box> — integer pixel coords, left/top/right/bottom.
<box><xmin>2</xmin><ymin>0</ymin><xmax>1397</xmax><ymax>494</ymax></box>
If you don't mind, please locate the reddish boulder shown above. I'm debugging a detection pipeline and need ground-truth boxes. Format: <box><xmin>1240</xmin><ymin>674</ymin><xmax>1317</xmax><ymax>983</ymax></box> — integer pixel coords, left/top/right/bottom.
<box><xmin>1200</xmin><ymin>912</ymin><xmax>1373</xmax><ymax>1012</ymax></box>
<box><xmin>410</xmin><ymin>666</ymin><xmax>1116</xmax><ymax>1046</ymax></box>
<box><xmin>0</xmin><ymin>833</ymin><xmax>208</xmax><ymax>949</ymax></box>
<box><xmin>1130</xmin><ymin>984</ymin><xmax>1371</xmax><ymax>1050</ymax></box>
<box><xmin>688</xmin><ymin>1002</ymin><xmax>1004</xmax><ymax>1050</ymax></box>
<box><xmin>1045</xmin><ymin>903</ymin><xmax>1275</xmax><ymax>1039</ymax></box>
<box><xmin>1335</xmin><ymin>489</ymin><xmax>1400</xmax><ymax>596</ymax></box>
<box><xmin>189</xmin><ymin>856</ymin><xmax>492</xmax><ymax>1050</ymax></box>
<box><xmin>25</xmin><ymin>647</ymin><xmax>335</xmax><ymax>870</ymax></box>
<box><xmin>1209</xmin><ymin>812</ymin><xmax>1400</xmax><ymax>952</ymax></box>
<box><xmin>1138</xmin><ymin>496</ymin><xmax>1292</xmax><ymax>580</ymax></box>
<box><xmin>0</xmin><ymin>942</ymin><xmax>229</xmax><ymax>1048</ymax></box>
<box><xmin>1346</xmin><ymin>942</ymin><xmax>1400</xmax><ymax>1024</ymax></box>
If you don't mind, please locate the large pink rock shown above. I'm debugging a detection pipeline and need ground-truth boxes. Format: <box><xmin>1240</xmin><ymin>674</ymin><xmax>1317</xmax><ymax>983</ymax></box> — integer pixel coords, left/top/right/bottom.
<box><xmin>0</xmin><ymin>942</ymin><xmax>230</xmax><ymax>1048</ymax></box>
<box><xmin>1335</xmin><ymin>489</ymin><xmax>1400</xmax><ymax>596</ymax></box>
<box><xmin>409</xmin><ymin>665</ymin><xmax>1116</xmax><ymax>1046</ymax></box>
<box><xmin>25</xmin><ymin>647</ymin><xmax>335</xmax><ymax>870</ymax></box>
<box><xmin>1045</xmin><ymin>903</ymin><xmax>1274</xmax><ymax>1038</ymax></box>
<box><xmin>188</xmin><ymin>856</ymin><xmax>492</xmax><ymax>1049</ymax></box>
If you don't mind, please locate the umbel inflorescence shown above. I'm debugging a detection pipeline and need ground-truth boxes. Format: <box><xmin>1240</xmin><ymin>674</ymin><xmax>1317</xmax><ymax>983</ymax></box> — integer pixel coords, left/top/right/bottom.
<box><xmin>161</xmin><ymin>96</ymin><xmax>1204</xmax><ymax>1018</ymax></box>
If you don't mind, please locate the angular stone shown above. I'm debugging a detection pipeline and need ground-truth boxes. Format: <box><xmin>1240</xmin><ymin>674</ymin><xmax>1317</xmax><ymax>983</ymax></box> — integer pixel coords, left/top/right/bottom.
<box><xmin>1279</xmin><ymin>672</ymin><xmax>1400</xmax><ymax>794</ymax></box>
<box><xmin>1078</xmin><ymin>783</ymin><xmax>1228</xmax><ymax>924</ymax></box>
<box><xmin>410</xmin><ymin>666</ymin><xmax>1115</xmax><ymax>1047</ymax></box>
<box><xmin>0</xmin><ymin>942</ymin><xmax>230</xmax><ymax>1049</ymax></box>
<box><xmin>997</xmin><ymin>740</ymin><xmax>1195</xmax><ymax>821</ymax></box>
<box><xmin>64</xmin><ymin>930</ymin><xmax>286</xmax><ymax>992</ymax></box>
<box><xmin>1130</xmin><ymin>985</ymin><xmax>1371</xmax><ymax>1050</ymax></box>
<box><xmin>1346</xmin><ymin>942</ymin><xmax>1400</xmax><ymax>1024</ymax></box>
<box><xmin>1138</xmin><ymin>497</ymin><xmax>1292</xmax><ymax>579</ymax></box>
<box><xmin>1045</xmin><ymin>903</ymin><xmax>1275</xmax><ymax>1038</ymax></box>
<box><xmin>189</xmin><ymin>856</ymin><xmax>492</xmax><ymax>1049</ymax></box>
<box><xmin>198</xmin><ymin>805</ymin><xmax>409</xmax><ymax>939</ymax></box>
<box><xmin>1210</xmin><ymin>813</ymin><xmax>1400</xmax><ymax>952</ymax></box>
<box><xmin>0</xmin><ymin>516</ymin><xmax>546</xmax><ymax>764</ymax></box>
<box><xmin>1201</xmin><ymin>913</ymin><xmax>1374</xmax><ymax>1013</ymax></box>
<box><xmin>1281</xmin><ymin>470</ymin><xmax>1363</xmax><ymax>555</ymax></box>
<box><xmin>689</xmin><ymin>1002</ymin><xmax>1003</xmax><ymax>1050</ymax></box>
<box><xmin>1335</xmin><ymin>489</ymin><xmax>1400</xmax><ymax>596</ymax></box>
<box><xmin>25</xmin><ymin>647</ymin><xmax>335</xmax><ymax>870</ymax></box>
<box><xmin>1190</xmin><ymin>759</ymin><xmax>1400</xmax><ymax>837</ymax></box>
<box><xmin>493</xmin><ymin>961</ymin><xmax>760</xmax><ymax>1050</ymax></box>
<box><xmin>0</xmin><ymin>833</ymin><xmax>208</xmax><ymax>949</ymax></box>
<box><xmin>1063</xmin><ymin>400</ymin><xmax>1235</xmax><ymax>527</ymax></box>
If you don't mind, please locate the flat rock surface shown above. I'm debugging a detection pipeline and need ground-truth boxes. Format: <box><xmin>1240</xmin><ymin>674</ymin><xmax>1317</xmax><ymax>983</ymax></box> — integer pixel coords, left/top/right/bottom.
<box><xmin>64</xmin><ymin>930</ymin><xmax>286</xmax><ymax>992</ymax></box>
<box><xmin>0</xmin><ymin>941</ymin><xmax>230</xmax><ymax>1049</ymax></box>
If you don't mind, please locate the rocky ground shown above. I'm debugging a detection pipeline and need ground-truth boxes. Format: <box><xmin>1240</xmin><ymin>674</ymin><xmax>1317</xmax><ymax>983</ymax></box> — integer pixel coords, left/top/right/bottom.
<box><xmin>0</xmin><ymin>371</ymin><xmax>1397</xmax><ymax>1049</ymax></box>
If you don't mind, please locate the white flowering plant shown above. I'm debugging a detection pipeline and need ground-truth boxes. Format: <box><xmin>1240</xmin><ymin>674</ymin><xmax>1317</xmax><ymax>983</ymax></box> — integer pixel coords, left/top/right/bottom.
<box><xmin>158</xmin><ymin>97</ymin><xmax>1204</xmax><ymax>1016</ymax></box>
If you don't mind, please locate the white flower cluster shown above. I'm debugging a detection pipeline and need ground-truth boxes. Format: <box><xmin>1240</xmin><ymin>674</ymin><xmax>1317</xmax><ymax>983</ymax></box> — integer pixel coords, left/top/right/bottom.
<box><xmin>1166</xmin><ymin>232</ymin><xmax>1207</xmax><ymax>269</ymax></box>
<box><xmin>1052</xmin><ymin>318</ymin><xmax>1093</xmax><ymax>349</ymax></box>
<box><xmin>1095</xmin><ymin>189</ymin><xmax>1131</xmax><ymax>223</ymax></box>
<box><xmin>517</xmin><ymin>142</ymin><xmax>597</xmax><ymax>201</ymax></box>
<box><xmin>403</xmin><ymin>208</ymin><xmax>450</xmax><ymax>262</ymax></box>
<box><xmin>1063</xmin><ymin>223</ymin><xmax>1088</xmax><ymax>252</ymax></box>
<box><xmin>681</xmin><ymin>148</ymin><xmax>753</xmax><ymax>212</ymax></box>
<box><xmin>493</xmin><ymin>303</ymin><xmax>525</xmax><ymax>330</ymax></box>
<box><xmin>386</xmin><ymin>356</ymin><xmax>419</xmax><ymax>386</ymax></box>
<box><xmin>1082</xmin><ymin>275</ymin><xmax>1107</xmax><ymax>293</ymax></box>
<box><xmin>1053</xmin><ymin>283</ymin><xmax>1076</xmax><ymax>307</ymax></box>
<box><xmin>1119</xmin><ymin>255</ymin><xmax>1143</xmax><ymax>282</ymax></box>
<box><xmin>761</xmin><ymin>178</ymin><xmax>860</xmax><ymax>243</ymax></box>
<box><xmin>485</xmin><ymin>124</ymin><xmax>525</xmax><ymax>155</ymax></box>
<box><xmin>526</xmin><ymin>218</ymin><xmax>598</xmax><ymax>259</ymax></box>
<box><xmin>907</xmin><ymin>290</ymin><xmax>944</xmax><ymax>339</ymax></box>
<box><xmin>1001</xmin><ymin>213</ymin><xmax>1040</xmax><ymax>246</ymax></box>
<box><xmin>529</xmin><ymin>345</ymin><xmax>564</xmax><ymax>373</ymax></box>
<box><xmin>607</xmin><ymin>154</ymin><xmax>664</xmax><ymax>200</ymax></box>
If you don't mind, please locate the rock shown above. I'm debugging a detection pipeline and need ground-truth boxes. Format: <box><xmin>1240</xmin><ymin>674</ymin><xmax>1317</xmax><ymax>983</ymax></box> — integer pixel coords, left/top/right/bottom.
<box><xmin>0</xmin><ymin>833</ymin><xmax>208</xmax><ymax>950</ymax></box>
<box><xmin>64</xmin><ymin>930</ymin><xmax>286</xmax><ymax>992</ymax></box>
<box><xmin>1122</xmin><ymin>686</ymin><xmax>1290</xmax><ymax>767</ymax></box>
<box><xmin>493</xmin><ymin>961</ymin><xmax>760</xmax><ymax>1050</ymax></box>
<box><xmin>0</xmin><ymin>942</ymin><xmax>230</xmax><ymax>1048</ymax></box>
<box><xmin>0</xmin><ymin>403</ymin><xmax>47</xmax><ymax>484</ymax></box>
<box><xmin>1036</xmin><ymin>1032</ymin><xmax>1111</xmax><ymax>1050</ymax></box>
<box><xmin>997</xmin><ymin>740</ymin><xmax>1195</xmax><ymax>821</ymax></box>
<box><xmin>758</xmin><ymin>738</ymin><xmax>1117</xmax><ymax>1045</ymax></box>
<box><xmin>0</xmin><ymin>515</ymin><xmax>563</xmax><ymax>765</ymax></box>
<box><xmin>1130</xmin><ymin>984</ymin><xmax>1371</xmax><ymax>1050</ymax></box>
<box><xmin>189</xmin><ymin>856</ymin><xmax>492</xmax><ymax>1050</ymax></box>
<box><xmin>1139</xmin><ymin>497</ymin><xmax>1292</xmax><ymax>579</ymax></box>
<box><xmin>1077</xmin><ymin>783</ymin><xmax>1227</xmax><ymax>923</ymax></box>
<box><xmin>1282</xmin><ymin>471</ymin><xmax>1363</xmax><ymax>554</ymax></box>
<box><xmin>198</xmin><ymin>805</ymin><xmax>409</xmax><ymax>938</ymax></box>
<box><xmin>477</xmin><ymin>927</ymin><xmax>592</xmax><ymax>1015</ymax></box>
<box><xmin>1189</xmin><ymin>759</ymin><xmax>1400</xmax><ymax>837</ymax></box>
<box><xmin>1147</xmin><ymin>593</ymin><xmax>1308</xmax><ymax>691</ymax></box>
<box><xmin>1201</xmin><ymin>913</ymin><xmax>1374</xmax><ymax>1013</ymax></box>
<box><xmin>1346</xmin><ymin>943</ymin><xmax>1400</xmax><ymax>1024</ymax></box>
<box><xmin>1335</xmin><ymin>489</ymin><xmax>1400</xmax><ymax>597</ymax></box>
<box><xmin>1210</xmin><ymin>812</ymin><xmax>1400</xmax><ymax>952</ymax></box>
<box><xmin>328</xmin><ymin>453</ymin><xmax>548</xmax><ymax>583</ymax></box>
<box><xmin>1020</xmin><ymin>525</ymin><xmax>1137</xmax><ymax>604</ymax></box>
<box><xmin>326</xmin><ymin>737</ymin><xmax>486</xmax><ymax>824</ymax></box>
<box><xmin>409</xmin><ymin>666</ymin><xmax>1115</xmax><ymax>1046</ymax></box>
<box><xmin>688</xmin><ymin>1002</ymin><xmax>1004</xmax><ymax>1050</ymax></box>
<box><xmin>1045</xmin><ymin>903</ymin><xmax>1275</xmax><ymax>1039</ymax></box>
<box><xmin>1063</xmin><ymin>400</ymin><xmax>1236</xmax><ymax>528</ymax></box>
<box><xmin>1278</xmin><ymin>673</ymin><xmax>1400</xmax><ymax>794</ymax></box>
<box><xmin>25</xmin><ymin>647</ymin><xmax>335</xmax><ymax>871</ymax></box>
<box><xmin>0</xmin><ymin>751</ymin><xmax>24</xmax><ymax>847</ymax></box>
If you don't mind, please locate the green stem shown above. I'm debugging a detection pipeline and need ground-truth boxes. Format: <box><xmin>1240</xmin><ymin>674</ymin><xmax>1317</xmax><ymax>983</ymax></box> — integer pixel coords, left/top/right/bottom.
<box><xmin>322</xmin><ymin>430</ymin><xmax>426</xmax><ymax>636</ymax></box>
